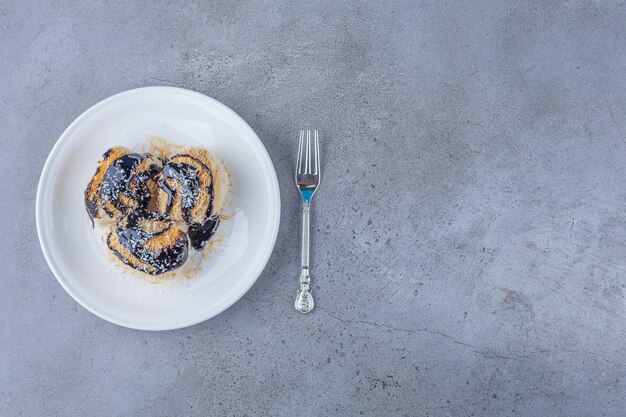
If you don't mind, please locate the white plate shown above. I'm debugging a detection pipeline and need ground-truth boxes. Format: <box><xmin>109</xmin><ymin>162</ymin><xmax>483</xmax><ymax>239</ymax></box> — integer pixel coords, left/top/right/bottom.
<box><xmin>36</xmin><ymin>87</ymin><xmax>280</xmax><ymax>330</ymax></box>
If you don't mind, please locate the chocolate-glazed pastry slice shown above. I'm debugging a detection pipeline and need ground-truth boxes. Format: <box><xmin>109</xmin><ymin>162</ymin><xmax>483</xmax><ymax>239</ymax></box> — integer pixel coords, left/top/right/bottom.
<box><xmin>156</xmin><ymin>152</ymin><xmax>220</xmax><ymax>249</ymax></box>
<box><xmin>156</xmin><ymin>160</ymin><xmax>201</xmax><ymax>222</ymax></box>
<box><xmin>85</xmin><ymin>147</ymin><xmax>129</xmax><ymax>220</ymax></box>
<box><xmin>179</xmin><ymin>149</ymin><xmax>226</xmax><ymax>250</ymax></box>
<box><xmin>107</xmin><ymin>210</ymin><xmax>188</xmax><ymax>275</ymax></box>
<box><xmin>85</xmin><ymin>147</ymin><xmax>161</xmax><ymax>221</ymax></box>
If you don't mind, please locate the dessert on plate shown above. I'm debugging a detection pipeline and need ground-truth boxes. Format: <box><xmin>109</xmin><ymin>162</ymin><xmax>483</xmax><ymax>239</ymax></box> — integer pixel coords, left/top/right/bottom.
<box><xmin>84</xmin><ymin>139</ymin><xmax>229</xmax><ymax>277</ymax></box>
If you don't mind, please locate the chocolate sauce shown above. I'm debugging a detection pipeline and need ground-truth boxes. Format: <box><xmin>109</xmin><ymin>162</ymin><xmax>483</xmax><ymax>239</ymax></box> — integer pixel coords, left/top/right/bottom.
<box><xmin>100</xmin><ymin>154</ymin><xmax>148</xmax><ymax>207</ymax></box>
<box><xmin>159</xmin><ymin>162</ymin><xmax>200</xmax><ymax>220</ymax></box>
<box><xmin>188</xmin><ymin>217</ymin><xmax>220</xmax><ymax>250</ymax></box>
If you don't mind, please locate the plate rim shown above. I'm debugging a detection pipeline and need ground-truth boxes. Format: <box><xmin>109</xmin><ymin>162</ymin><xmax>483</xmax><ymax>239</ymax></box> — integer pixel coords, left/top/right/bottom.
<box><xmin>35</xmin><ymin>86</ymin><xmax>281</xmax><ymax>331</ymax></box>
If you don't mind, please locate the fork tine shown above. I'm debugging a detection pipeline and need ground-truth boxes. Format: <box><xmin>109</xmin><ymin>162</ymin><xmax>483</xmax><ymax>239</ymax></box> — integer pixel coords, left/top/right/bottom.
<box><xmin>306</xmin><ymin>129</ymin><xmax>311</xmax><ymax>174</ymax></box>
<box><xmin>297</xmin><ymin>130</ymin><xmax>304</xmax><ymax>175</ymax></box>
<box><xmin>314</xmin><ymin>129</ymin><xmax>320</xmax><ymax>175</ymax></box>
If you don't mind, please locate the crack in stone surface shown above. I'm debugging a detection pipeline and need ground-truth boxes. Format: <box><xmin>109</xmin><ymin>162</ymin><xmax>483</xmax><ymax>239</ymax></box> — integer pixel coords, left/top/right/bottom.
<box><xmin>314</xmin><ymin>307</ymin><xmax>626</xmax><ymax>363</ymax></box>
<box><xmin>315</xmin><ymin>306</ymin><xmax>526</xmax><ymax>360</ymax></box>
<box><xmin>241</xmin><ymin>300</ymin><xmax>626</xmax><ymax>367</ymax></box>
<box><xmin>560</xmin><ymin>348</ymin><xmax>626</xmax><ymax>367</ymax></box>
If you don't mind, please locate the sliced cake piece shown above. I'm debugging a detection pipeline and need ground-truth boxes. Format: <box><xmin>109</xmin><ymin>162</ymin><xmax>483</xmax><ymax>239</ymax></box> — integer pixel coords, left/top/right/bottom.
<box><xmin>84</xmin><ymin>147</ymin><xmax>161</xmax><ymax>221</ymax></box>
<box><xmin>107</xmin><ymin>210</ymin><xmax>188</xmax><ymax>275</ymax></box>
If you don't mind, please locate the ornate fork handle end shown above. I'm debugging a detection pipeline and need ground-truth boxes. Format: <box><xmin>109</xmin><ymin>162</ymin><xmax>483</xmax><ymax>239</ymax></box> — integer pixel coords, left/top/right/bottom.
<box><xmin>295</xmin><ymin>268</ymin><xmax>314</xmax><ymax>313</ymax></box>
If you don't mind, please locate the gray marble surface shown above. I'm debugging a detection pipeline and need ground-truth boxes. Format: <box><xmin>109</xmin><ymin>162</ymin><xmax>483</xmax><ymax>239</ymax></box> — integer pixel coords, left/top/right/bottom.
<box><xmin>2</xmin><ymin>1</ymin><xmax>626</xmax><ymax>416</ymax></box>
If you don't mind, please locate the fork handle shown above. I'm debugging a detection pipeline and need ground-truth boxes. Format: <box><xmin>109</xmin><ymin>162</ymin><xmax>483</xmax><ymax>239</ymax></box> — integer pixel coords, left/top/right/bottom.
<box><xmin>295</xmin><ymin>201</ymin><xmax>314</xmax><ymax>313</ymax></box>
<box><xmin>301</xmin><ymin>202</ymin><xmax>310</xmax><ymax>268</ymax></box>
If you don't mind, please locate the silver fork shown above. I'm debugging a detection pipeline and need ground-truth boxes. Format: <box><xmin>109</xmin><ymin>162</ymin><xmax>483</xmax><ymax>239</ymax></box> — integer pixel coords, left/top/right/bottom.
<box><xmin>294</xmin><ymin>129</ymin><xmax>321</xmax><ymax>313</ymax></box>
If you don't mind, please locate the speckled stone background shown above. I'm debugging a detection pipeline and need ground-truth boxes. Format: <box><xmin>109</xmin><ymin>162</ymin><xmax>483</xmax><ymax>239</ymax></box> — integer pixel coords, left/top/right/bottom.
<box><xmin>2</xmin><ymin>1</ymin><xmax>626</xmax><ymax>416</ymax></box>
